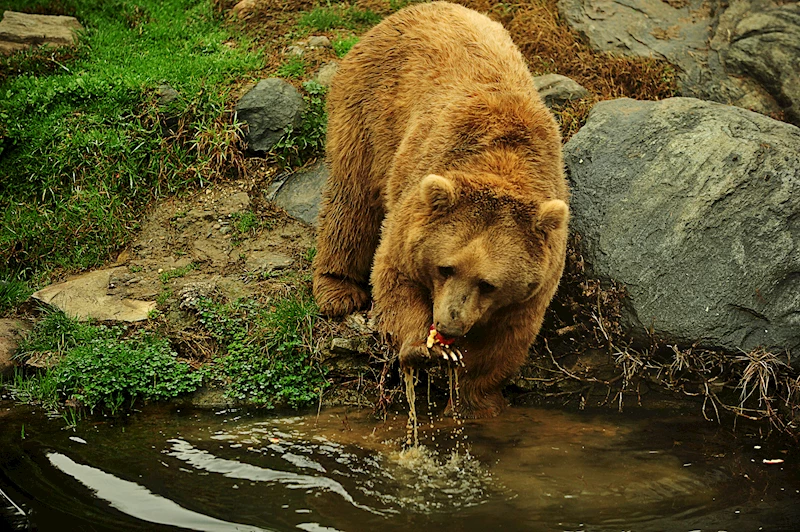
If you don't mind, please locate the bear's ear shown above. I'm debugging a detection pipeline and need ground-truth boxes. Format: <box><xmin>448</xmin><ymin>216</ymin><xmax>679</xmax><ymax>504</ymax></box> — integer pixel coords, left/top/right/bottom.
<box><xmin>536</xmin><ymin>199</ymin><xmax>569</xmax><ymax>234</ymax></box>
<box><xmin>420</xmin><ymin>174</ymin><xmax>457</xmax><ymax>213</ymax></box>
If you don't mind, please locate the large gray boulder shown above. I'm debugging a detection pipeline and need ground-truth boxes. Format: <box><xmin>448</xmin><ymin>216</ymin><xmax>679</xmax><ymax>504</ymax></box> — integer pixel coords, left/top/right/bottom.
<box><xmin>565</xmin><ymin>97</ymin><xmax>800</xmax><ymax>358</ymax></box>
<box><xmin>557</xmin><ymin>0</ymin><xmax>800</xmax><ymax>126</ymax></box>
<box><xmin>235</xmin><ymin>78</ymin><xmax>305</xmax><ymax>153</ymax></box>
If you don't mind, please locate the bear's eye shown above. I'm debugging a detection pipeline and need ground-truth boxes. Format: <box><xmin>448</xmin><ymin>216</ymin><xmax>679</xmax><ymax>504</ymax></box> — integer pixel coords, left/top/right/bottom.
<box><xmin>478</xmin><ymin>280</ymin><xmax>496</xmax><ymax>295</ymax></box>
<box><xmin>438</xmin><ymin>266</ymin><xmax>455</xmax><ymax>279</ymax></box>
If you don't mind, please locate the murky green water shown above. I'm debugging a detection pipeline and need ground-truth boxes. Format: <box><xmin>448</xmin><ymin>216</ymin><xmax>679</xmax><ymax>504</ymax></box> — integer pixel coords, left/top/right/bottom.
<box><xmin>1</xmin><ymin>400</ymin><xmax>798</xmax><ymax>531</ymax></box>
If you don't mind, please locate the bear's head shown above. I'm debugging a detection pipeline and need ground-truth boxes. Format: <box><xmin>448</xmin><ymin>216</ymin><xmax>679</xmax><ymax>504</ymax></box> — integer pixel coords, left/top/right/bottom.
<box><xmin>411</xmin><ymin>173</ymin><xmax>568</xmax><ymax>339</ymax></box>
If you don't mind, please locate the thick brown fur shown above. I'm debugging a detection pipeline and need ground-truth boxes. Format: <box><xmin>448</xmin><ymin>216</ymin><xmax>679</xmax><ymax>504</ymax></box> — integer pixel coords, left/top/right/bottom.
<box><xmin>313</xmin><ymin>1</ymin><xmax>569</xmax><ymax>418</ymax></box>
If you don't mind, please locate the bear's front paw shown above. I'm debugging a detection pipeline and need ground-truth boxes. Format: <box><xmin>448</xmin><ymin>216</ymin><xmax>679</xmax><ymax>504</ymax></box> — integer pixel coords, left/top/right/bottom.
<box><xmin>313</xmin><ymin>274</ymin><xmax>369</xmax><ymax>317</ymax></box>
<box><xmin>399</xmin><ymin>341</ymin><xmax>463</xmax><ymax>370</ymax></box>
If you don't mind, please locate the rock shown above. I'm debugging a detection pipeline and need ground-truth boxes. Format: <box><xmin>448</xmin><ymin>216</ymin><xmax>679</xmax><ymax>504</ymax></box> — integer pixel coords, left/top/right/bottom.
<box><xmin>32</xmin><ymin>267</ymin><xmax>156</xmax><ymax>322</ymax></box>
<box><xmin>0</xmin><ymin>11</ymin><xmax>83</xmax><ymax>55</ymax></box>
<box><xmin>565</xmin><ymin>97</ymin><xmax>800</xmax><ymax>358</ymax></box>
<box><xmin>244</xmin><ymin>250</ymin><xmax>294</xmax><ymax>273</ymax></box>
<box><xmin>156</xmin><ymin>84</ymin><xmax>179</xmax><ymax>106</ymax></box>
<box><xmin>725</xmin><ymin>3</ymin><xmax>800</xmax><ymax>125</ymax></box>
<box><xmin>532</xmin><ymin>74</ymin><xmax>590</xmax><ymax>107</ymax></box>
<box><xmin>307</xmin><ymin>35</ymin><xmax>331</xmax><ymax>48</ymax></box>
<box><xmin>286</xmin><ymin>45</ymin><xmax>304</xmax><ymax>56</ymax></box>
<box><xmin>0</xmin><ymin>319</ymin><xmax>32</xmax><ymax>376</ymax></box>
<box><xmin>270</xmin><ymin>160</ymin><xmax>327</xmax><ymax>225</ymax></box>
<box><xmin>556</xmin><ymin>0</ymin><xmax>800</xmax><ymax>126</ymax></box>
<box><xmin>314</xmin><ymin>62</ymin><xmax>339</xmax><ymax>88</ymax></box>
<box><xmin>330</xmin><ymin>337</ymin><xmax>369</xmax><ymax>355</ymax></box>
<box><xmin>235</xmin><ymin>78</ymin><xmax>305</xmax><ymax>153</ymax></box>
<box><xmin>231</xmin><ymin>0</ymin><xmax>259</xmax><ymax>18</ymax></box>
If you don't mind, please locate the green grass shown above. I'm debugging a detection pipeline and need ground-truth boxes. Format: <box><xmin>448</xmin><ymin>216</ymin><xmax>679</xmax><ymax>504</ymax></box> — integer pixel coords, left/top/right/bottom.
<box><xmin>298</xmin><ymin>5</ymin><xmax>381</xmax><ymax>32</ymax></box>
<box><xmin>332</xmin><ymin>34</ymin><xmax>359</xmax><ymax>57</ymax></box>
<box><xmin>276</xmin><ymin>55</ymin><xmax>307</xmax><ymax>79</ymax></box>
<box><xmin>7</xmin><ymin>310</ymin><xmax>202</xmax><ymax>414</ymax></box>
<box><xmin>0</xmin><ymin>0</ymin><xmax>262</xmax><ymax>284</ymax></box>
<box><xmin>197</xmin><ymin>290</ymin><xmax>327</xmax><ymax>409</ymax></box>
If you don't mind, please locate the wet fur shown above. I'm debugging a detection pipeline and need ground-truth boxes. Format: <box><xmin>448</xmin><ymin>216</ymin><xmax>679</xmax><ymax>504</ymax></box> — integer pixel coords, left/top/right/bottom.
<box><xmin>313</xmin><ymin>1</ymin><xmax>569</xmax><ymax>418</ymax></box>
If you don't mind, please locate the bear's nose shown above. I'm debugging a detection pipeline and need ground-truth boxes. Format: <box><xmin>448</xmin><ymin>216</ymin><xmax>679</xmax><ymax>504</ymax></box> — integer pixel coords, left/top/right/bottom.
<box><xmin>435</xmin><ymin>320</ymin><xmax>466</xmax><ymax>338</ymax></box>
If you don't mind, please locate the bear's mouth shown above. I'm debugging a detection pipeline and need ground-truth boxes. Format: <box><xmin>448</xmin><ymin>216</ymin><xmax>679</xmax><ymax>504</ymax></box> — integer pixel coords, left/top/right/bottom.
<box><xmin>428</xmin><ymin>324</ymin><xmax>457</xmax><ymax>346</ymax></box>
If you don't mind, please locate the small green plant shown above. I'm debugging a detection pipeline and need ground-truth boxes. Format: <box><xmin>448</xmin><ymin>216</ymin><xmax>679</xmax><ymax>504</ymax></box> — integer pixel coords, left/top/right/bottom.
<box><xmin>156</xmin><ymin>288</ymin><xmax>172</xmax><ymax>307</ymax></box>
<box><xmin>159</xmin><ymin>263</ymin><xmax>195</xmax><ymax>283</ymax></box>
<box><xmin>197</xmin><ymin>291</ymin><xmax>327</xmax><ymax>409</ymax></box>
<box><xmin>332</xmin><ymin>35</ymin><xmax>359</xmax><ymax>57</ymax></box>
<box><xmin>271</xmin><ymin>80</ymin><xmax>328</xmax><ymax>168</ymax></box>
<box><xmin>277</xmin><ymin>56</ymin><xmax>307</xmax><ymax>79</ymax></box>
<box><xmin>305</xmin><ymin>246</ymin><xmax>317</xmax><ymax>263</ymax></box>
<box><xmin>232</xmin><ymin>210</ymin><xmax>260</xmax><ymax>236</ymax></box>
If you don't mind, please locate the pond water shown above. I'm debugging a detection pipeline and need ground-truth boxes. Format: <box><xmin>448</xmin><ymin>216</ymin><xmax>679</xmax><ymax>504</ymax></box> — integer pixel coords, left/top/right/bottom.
<box><xmin>1</xmin><ymin>400</ymin><xmax>798</xmax><ymax>531</ymax></box>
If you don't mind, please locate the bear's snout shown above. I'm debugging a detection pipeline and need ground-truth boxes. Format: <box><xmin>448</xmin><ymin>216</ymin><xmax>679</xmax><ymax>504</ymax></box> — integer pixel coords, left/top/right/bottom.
<box><xmin>435</xmin><ymin>306</ymin><xmax>471</xmax><ymax>338</ymax></box>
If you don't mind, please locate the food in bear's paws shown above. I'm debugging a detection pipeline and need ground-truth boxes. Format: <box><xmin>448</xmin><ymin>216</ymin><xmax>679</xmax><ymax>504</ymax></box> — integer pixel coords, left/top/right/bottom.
<box><xmin>426</xmin><ymin>325</ymin><xmax>464</xmax><ymax>366</ymax></box>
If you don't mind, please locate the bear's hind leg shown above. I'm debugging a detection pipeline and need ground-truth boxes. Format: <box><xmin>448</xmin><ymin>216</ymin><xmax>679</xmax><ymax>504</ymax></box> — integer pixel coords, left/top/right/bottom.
<box><xmin>313</xmin><ymin>127</ymin><xmax>384</xmax><ymax>317</ymax></box>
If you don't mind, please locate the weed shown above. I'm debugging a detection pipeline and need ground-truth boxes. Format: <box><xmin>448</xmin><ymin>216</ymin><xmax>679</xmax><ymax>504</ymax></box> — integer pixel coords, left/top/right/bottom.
<box><xmin>332</xmin><ymin>34</ymin><xmax>359</xmax><ymax>57</ymax></box>
<box><xmin>299</xmin><ymin>7</ymin><xmax>345</xmax><ymax>31</ymax></box>
<box><xmin>159</xmin><ymin>263</ymin><xmax>195</xmax><ymax>283</ymax></box>
<box><xmin>232</xmin><ymin>209</ymin><xmax>260</xmax><ymax>235</ymax></box>
<box><xmin>304</xmin><ymin>246</ymin><xmax>317</xmax><ymax>264</ymax></box>
<box><xmin>196</xmin><ymin>291</ymin><xmax>327</xmax><ymax>409</ymax></box>
<box><xmin>0</xmin><ymin>277</ymin><xmax>33</xmax><ymax>313</ymax></box>
<box><xmin>270</xmin><ymin>80</ymin><xmax>327</xmax><ymax>168</ymax></box>
<box><xmin>277</xmin><ymin>56</ymin><xmax>307</xmax><ymax>79</ymax></box>
<box><xmin>156</xmin><ymin>288</ymin><xmax>173</xmax><ymax>307</ymax></box>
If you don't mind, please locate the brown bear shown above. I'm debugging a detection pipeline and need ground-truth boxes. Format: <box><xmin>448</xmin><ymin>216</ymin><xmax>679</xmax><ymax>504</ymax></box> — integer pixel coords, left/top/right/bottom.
<box><xmin>312</xmin><ymin>1</ymin><xmax>569</xmax><ymax>418</ymax></box>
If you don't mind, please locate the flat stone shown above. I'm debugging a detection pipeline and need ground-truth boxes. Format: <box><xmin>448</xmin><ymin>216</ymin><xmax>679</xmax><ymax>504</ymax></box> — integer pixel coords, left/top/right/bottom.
<box><xmin>0</xmin><ymin>11</ymin><xmax>83</xmax><ymax>55</ymax></box>
<box><xmin>244</xmin><ymin>250</ymin><xmax>294</xmax><ymax>273</ymax></box>
<box><xmin>271</xmin><ymin>161</ymin><xmax>327</xmax><ymax>225</ymax></box>
<box><xmin>307</xmin><ymin>35</ymin><xmax>331</xmax><ymax>48</ymax></box>
<box><xmin>32</xmin><ymin>267</ymin><xmax>156</xmax><ymax>322</ymax></box>
<box><xmin>0</xmin><ymin>319</ymin><xmax>32</xmax><ymax>376</ymax></box>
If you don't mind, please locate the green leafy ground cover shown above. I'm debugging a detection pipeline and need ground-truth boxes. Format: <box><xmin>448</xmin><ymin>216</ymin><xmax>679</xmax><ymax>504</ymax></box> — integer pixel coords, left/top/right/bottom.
<box><xmin>8</xmin><ymin>310</ymin><xmax>202</xmax><ymax>413</ymax></box>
